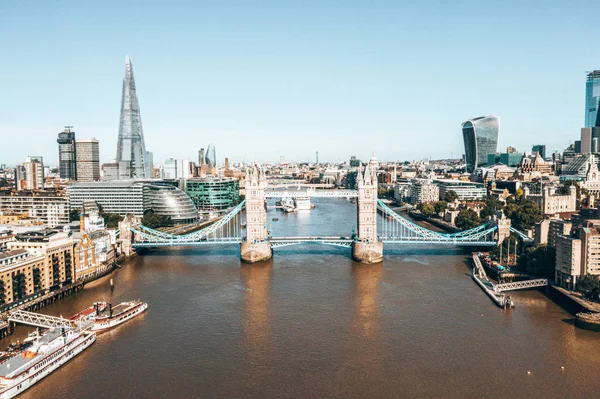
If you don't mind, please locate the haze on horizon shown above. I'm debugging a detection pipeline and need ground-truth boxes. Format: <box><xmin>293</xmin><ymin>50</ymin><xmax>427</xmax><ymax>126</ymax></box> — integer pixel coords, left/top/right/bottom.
<box><xmin>0</xmin><ymin>0</ymin><xmax>597</xmax><ymax>166</ymax></box>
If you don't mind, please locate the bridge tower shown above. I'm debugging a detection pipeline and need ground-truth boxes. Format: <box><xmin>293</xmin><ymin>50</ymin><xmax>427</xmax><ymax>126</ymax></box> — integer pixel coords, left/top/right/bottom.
<box><xmin>352</xmin><ymin>163</ymin><xmax>383</xmax><ymax>264</ymax></box>
<box><xmin>241</xmin><ymin>165</ymin><xmax>272</xmax><ymax>263</ymax></box>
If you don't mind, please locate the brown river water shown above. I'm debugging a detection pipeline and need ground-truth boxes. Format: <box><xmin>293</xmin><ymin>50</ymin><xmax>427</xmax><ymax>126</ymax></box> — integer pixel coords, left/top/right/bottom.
<box><xmin>10</xmin><ymin>198</ymin><xmax>600</xmax><ymax>399</ymax></box>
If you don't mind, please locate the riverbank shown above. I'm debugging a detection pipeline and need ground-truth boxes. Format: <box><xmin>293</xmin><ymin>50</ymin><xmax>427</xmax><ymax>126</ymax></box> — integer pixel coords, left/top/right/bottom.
<box><xmin>0</xmin><ymin>257</ymin><xmax>126</xmax><ymax>340</ymax></box>
<box><xmin>407</xmin><ymin>210</ymin><xmax>459</xmax><ymax>232</ymax></box>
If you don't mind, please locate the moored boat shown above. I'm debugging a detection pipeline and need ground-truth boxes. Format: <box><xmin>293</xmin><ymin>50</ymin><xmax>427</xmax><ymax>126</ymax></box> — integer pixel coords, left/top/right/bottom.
<box><xmin>68</xmin><ymin>302</ymin><xmax>107</xmax><ymax>323</ymax></box>
<box><xmin>0</xmin><ymin>327</ymin><xmax>96</xmax><ymax>399</ymax></box>
<box><xmin>91</xmin><ymin>300</ymin><xmax>147</xmax><ymax>332</ymax></box>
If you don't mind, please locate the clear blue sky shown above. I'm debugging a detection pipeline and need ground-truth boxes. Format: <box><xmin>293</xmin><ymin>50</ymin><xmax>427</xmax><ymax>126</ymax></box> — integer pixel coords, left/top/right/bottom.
<box><xmin>0</xmin><ymin>0</ymin><xmax>597</xmax><ymax>166</ymax></box>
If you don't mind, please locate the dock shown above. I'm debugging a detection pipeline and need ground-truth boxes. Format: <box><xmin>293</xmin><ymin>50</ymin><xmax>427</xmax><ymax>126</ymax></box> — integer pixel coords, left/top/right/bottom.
<box><xmin>471</xmin><ymin>253</ymin><xmax>514</xmax><ymax>309</ymax></box>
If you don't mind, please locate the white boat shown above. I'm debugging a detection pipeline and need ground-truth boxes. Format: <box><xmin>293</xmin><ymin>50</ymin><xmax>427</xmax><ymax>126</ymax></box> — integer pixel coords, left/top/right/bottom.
<box><xmin>0</xmin><ymin>328</ymin><xmax>96</xmax><ymax>399</ymax></box>
<box><xmin>91</xmin><ymin>300</ymin><xmax>147</xmax><ymax>332</ymax></box>
<box><xmin>280</xmin><ymin>197</ymin><xmax>296</xmax><ymax>213</ymax></box>
<box><xmin>294</xmin><ymin>196</ymin><xmax>313</xmax><ymax>211</ymax></box>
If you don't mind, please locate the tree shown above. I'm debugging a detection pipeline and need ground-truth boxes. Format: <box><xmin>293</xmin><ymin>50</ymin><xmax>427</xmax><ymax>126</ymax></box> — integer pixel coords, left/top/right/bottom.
<box><xmin>455</xmin><ymin>209</ymin><xmax>480</xmax><ymax>230</ymax></box>
<box><xmin>141</xmin><ymin>212</ymin><xmax>173</xmax><ymax>229</ymax></box>
<box><xmin>417</xmin><ymin>202</ymin><xmax>436</xmax><ymax>217</ymax></box>
<box><xmin>102</xmin><ymin>213</ymin><xmax>123</xmax><ymax>229</ymax></box>
<box><xmin>516</xmin><ymin>187</ymin><xmax>524</xmax><ymax>198</ymax></box>
<box><xmin>95</xmin><ymin>204</ymin><xmax>123</xmax><ymax>228</ymax></box>
<box><xmin>433</xmin><ymin>201</ymin><xmax>448</xmax><ymax>216</ymax></box>
<box><xmin>505</xmin><ymin>199</ymin><xmax>542</xmax><ymax>231</ymax></box>
<box><xmin>444</xmin><ymin>190</ymin><xmax>458</xmax><ymax>203</ymax></box>
<box><xmin>579</xmin><ymin>275</ymin><xmax>600</xmax><ymax>301</ymax></box>
<box><xmin>0</xmin><ymin>178</ymin><xmax>8</xmax><ymax>188</ymax></box>
<box><xmin>378</xmin><ymin>187</ymin><xmax>394</xmax><ymax>200</ymax></box>
<box><xmin>518</xmin><ymin>245</ymin><xmax>555</xmax><ymax>279</ymax></box>
<box><xmin>69</xmin><ymin>208</ymin><xmax>81</xmax><ymax>222</ymax></box>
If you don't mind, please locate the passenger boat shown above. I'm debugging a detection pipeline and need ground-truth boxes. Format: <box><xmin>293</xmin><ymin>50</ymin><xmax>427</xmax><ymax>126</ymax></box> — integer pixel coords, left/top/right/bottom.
<box><xmin>0</xmin><ymin>327</ymin><xmax>96</xmax><ymax>399</ymax></box>
<box><xmin>91</xmin><ymin>300</ymin><xmax>147</xmax><ymax>332</ymax></box>
<box><xmin>68</xmin><ymin>302</ymin><xmax>107</xmax><ymax>323</ymax></box>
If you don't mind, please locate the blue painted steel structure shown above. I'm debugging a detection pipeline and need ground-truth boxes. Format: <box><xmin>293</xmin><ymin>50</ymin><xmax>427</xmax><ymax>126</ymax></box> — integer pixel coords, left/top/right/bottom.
<box><xmin>130</xmin><ymin>199</ymin><xmax>515</xmax><ymax>249</ymax></box>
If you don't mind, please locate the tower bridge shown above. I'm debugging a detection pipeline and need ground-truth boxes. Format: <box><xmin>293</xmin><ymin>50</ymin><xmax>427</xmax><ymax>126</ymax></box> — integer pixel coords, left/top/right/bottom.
<box><xmin>124</xmin><ymin>164</ymin><xmax>527</xmax><ymax>264</ymax></box>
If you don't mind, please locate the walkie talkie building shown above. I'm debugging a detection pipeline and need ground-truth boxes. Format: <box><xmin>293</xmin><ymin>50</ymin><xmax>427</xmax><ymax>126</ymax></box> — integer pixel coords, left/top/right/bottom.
<box><xmin>461</xmin><ymin>116</ymin><xmax>499</xmax><ymax>173</ymax></box>
<box><xmin>116</xmin><ymin>56</ymin><xmax>148</xmax><ymax>178</ymax></box>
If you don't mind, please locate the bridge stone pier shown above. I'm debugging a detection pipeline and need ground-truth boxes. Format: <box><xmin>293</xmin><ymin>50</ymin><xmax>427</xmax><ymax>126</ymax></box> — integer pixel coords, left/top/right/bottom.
<box><xmin>352</xmin><ymin>164</ymin><xmax>383</xmax><ymax>264</ymax></box>
<box><xmin>240</xmin><ymin>165</ymin><xmax>273</xmax><ymax>263</ymax></box>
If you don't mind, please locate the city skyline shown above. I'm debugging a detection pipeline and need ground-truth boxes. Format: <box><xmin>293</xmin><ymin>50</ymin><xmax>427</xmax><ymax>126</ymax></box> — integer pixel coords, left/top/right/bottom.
<box><xmin>1</xmin><ymin>1</ymin><xmax>598</xmax><ymax>166</ymax></box>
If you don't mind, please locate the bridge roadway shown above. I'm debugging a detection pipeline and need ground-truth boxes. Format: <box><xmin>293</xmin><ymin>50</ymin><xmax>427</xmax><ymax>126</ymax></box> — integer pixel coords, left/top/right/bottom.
<box><xmin>132</xmin><ymin>235</ymin><xmax>497</xmax><ymax>247</ymax></box>
<box><xmin>264</xmin><ymin>189</ymin><xmax>358</xmax><ymax>198</ymax></box>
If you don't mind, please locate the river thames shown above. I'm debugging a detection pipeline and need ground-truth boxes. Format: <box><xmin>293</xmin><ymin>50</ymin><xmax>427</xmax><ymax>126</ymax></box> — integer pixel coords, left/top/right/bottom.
<box><xmin>14</xmin><ymin>198</ymin><xmax>600</xmax><ymax>398</ymax></box>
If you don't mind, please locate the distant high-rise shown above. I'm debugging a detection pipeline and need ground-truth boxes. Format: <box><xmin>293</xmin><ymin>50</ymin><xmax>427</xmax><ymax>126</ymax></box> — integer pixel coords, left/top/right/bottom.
<box><xmin>23</xmin><ymin>156</ymin><xmax>44</xmax><ymax>190</ymax></box>
<box><xmin>57</xmin><ymin>127</ymin><xmax>77</xmax><ymax>180</ymax></box>
<box><xmin>585</xmin><ymin>70</ymin><xmax>600</xmax><ymax>127</ymax></box>
<box><xmin>461</xmin><ymin>116</ymin><xmax>500</xmax><ymax>173</ymax></box>
<box><xmin>532</xmin><ymin>144</ymin><xmax>546</xmax><ymax>159</ymax></box>
<box><xmin>198</xmin><ymin>148</ymin><xmax>206</xmax><ymax>166</ymax></box>
<box><xmin>116</xmin><ymin>55</ymin><xmax>148</xmax><ymax>179</ymax></box>
<box><xmin>76</xmin><ymin>139</ymin><xmax>100</xmax><ymax>181</ymax></box>
<box><xmin>145</xmin><ymin>151</ymin><xmax>154</xmax><ymax>178</ymax></box>
<box><xmin>205</xmin><ymin>144</ymin><xmax>216</xmax><ymax>169</ymax></box>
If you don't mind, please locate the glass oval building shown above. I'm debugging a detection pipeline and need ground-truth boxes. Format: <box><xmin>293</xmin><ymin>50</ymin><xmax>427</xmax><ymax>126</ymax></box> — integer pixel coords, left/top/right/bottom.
<box><xmin>205</xmin><ymin>144</ymin><xmax>216</xmax><ymax>169</ymax></box>
<box><xmin>147</xmin><ymin>184</ymin><xmax>198</xmax><ymax>224</ymax></box>
<box><xmin>461</xmin><ymin>116</ymin><xmax>499</xmax><ymax>173</ymax></box>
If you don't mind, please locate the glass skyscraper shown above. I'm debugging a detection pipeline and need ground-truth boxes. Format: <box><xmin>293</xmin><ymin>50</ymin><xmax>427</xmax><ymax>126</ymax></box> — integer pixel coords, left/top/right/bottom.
<box><xmin>205</xmin><ymin>144</ymin><xmax>216</xmax><ymax>169</ymax></box>
<box><xmin>461</xmin><ymin>116</ymin><xmax>500</xmax><ymax>173</ymax></box>
<box><xmin>586</xmin><ymin>70</ymin><xmax>600</xmax><ymax>127</ymax></box>
<box><xmin>116</xmin><ymin>56</ymin><xmax>148</xmax><ymax>178</ymax></box>
<box><xmin>57</xmin><ymin>127</ymin><xmax>77</xmax><ymax>180</ymax></box>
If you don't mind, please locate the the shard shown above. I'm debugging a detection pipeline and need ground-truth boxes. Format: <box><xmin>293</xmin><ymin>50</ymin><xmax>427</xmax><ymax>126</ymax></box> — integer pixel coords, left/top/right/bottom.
<box><xmin>116</xmin><ymin>55</ymin><xmax>148</xmax><ymax>179</ymax></box>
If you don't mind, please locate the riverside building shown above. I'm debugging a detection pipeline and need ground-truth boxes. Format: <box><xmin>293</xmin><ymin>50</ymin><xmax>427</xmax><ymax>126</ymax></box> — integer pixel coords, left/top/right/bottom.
<box><xmin>0</xmin><ymin>193</ymin><xmax>69</xmax><ymax>227</ymax></box>
<box><xmin>6</xmin><ymin>230</ymin><xmax>75</xmax><ymax>293</ymax></box>
<box><xmin>182</xmin><ymin>177</ymin><xmax>240</xmax><ymax>211</ymax></box>
<box><xmin>67</xmin><ymin>181</ymin><xmax>198</xmax><ymax>224</ymax></box>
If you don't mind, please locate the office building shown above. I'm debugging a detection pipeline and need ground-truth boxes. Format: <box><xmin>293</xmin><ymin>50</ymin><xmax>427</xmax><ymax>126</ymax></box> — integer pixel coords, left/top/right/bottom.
<box><xmin>14</xmin><ymin>165</ymin><xmax>26</xmax><ymax>191</ymax></box>
<box><xmin>461</xmin><ymin>116</ymin><xmax>500</xmax><ymax>173</ymax></box>
<box><xmin>145</xmin><ymin>151</ymin><xmax>154</xmax><ymax>178</ymax></box>
<box><xmin>163</xmin><ymin>158</ymin><xmax>177</xmax><ymax>179</ymax></box>
<box><xmin>57</xmin><ymin>127</ymin><xmax>77</xmax><ymax>180</ymax></box>
<box><xmin>435</xmin><ymin>179</ymin><xmax>486</xmax><ymax>201</ymax></box>
<box><xmin>67</xmin><ymin>181</ymin><xmax>198</xmax><ymax>224</ymax></box>
<box><xmin>410</xmin><ymin>179</ymin><xmax>439</xmax><ymax>205</ymax></box>
<box><xmin>555</xmin><ymin>226</ymin><xmax>600</xmax><ymax>290</ymax></box>
<box><xmin>75</xmin><ymin>139</ymin><xmax>100</xmax><ymax>182</ymax></box>
<box><xmin>350</xmin><ymin>156</ymin><xmax>361</xmax><ymax>168</ymax></box>
<box><xmin>198</xmin><ymin>148</ymin><xmax>206</xmax><ymax>166</ymax></box>
<box><xmin>0</xmin><ymin>193</ymin><xmax>69</xmax><ymax>227</ymax></box>
<box><xmin>101</xmin><ymin>162</ymin><xmax>120</xmax><ymax>181</ymax></box>
<box><xmin>580</xmin><ymin>127</ymin><xmax>600</xmax><ymax>154</ymax></box>
<box><xmin>205</xmin><ymin>144</ymin><xmax>216</xmax><ymax>169</ymax></box>
<box><xmin>182</xmin><ymin>178</ymin><xmax>240</xmax><ymax>210</ymax></box>
<box><xmin>555</xmin><ymin>234</ymin><xmax>582</xmax><ymax>290</ymax></box>
<box><xmin>532</xmin><ymin>145</ymin><xmax>546</xmax><ymax>159</ymax></box>
<box><xmin>585</xmin><ymin>70</ymin><xmax>600</xmax><ymax>127</ymax></box>
<box><xmin>548</xmin><ymin>219</ymin><xmax>572</xmax><ymax>248</ymax></box>
<box><xmin>176</xmin><ymin>159</ymin><xmax>190</xmax><ymax>179</ymax></box>
<box><xmin>23</xmin><ymin>156</ymin><xmax>44</xmax><ymax>190</ymax></box>
<box><xmin>115</xmin><ymin>56</ymin><xmax>149</xmax><ymax>179</ymax></box>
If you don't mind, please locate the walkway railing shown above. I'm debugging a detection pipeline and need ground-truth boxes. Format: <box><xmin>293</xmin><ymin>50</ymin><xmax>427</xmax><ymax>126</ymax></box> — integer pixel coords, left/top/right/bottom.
<box><xmin>495</xmin><ymin>279</ymin><xmax>548</xmax><ymax>292</ymax></box>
